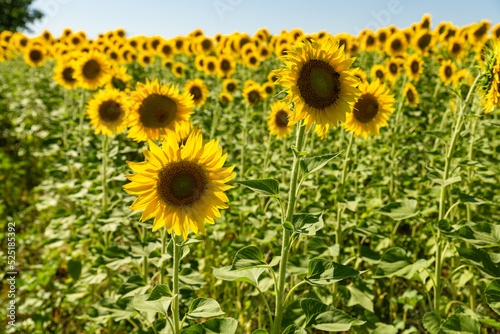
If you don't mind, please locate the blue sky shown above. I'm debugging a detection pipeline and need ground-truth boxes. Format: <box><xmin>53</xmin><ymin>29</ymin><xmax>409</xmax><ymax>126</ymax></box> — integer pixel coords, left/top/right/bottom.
<box><xmin>26</xmin><ymin>0</ymin><xmax>500</xmax><ymax>39</ymax></box>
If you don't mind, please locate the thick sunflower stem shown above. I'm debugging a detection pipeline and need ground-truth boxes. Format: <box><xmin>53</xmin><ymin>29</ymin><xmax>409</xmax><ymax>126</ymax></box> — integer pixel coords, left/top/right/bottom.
<box><xmin>434</xmin><ymin>74</ymin><xmax>479</xmax><ymax>313</ymax></box>
<box><xmin>172</xmin><ymin>234</ymin><xmax>182</xmax><ymax>334</ymax></box>
<box><xmin>332</xmin><ymin>132</ymin><xmax>354</xmax><ymax>305</ymax></box>
<box><xmin>271</xmin><ymin>122</ymin><xmax>307</xmax><ymax>334</ymax></box>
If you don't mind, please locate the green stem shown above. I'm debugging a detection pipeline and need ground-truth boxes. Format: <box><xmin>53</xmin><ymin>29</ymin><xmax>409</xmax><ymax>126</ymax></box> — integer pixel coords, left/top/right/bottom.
<box><xmin>101</xmin><ymin>135</ymin><xmax>109</xmax><ymax>215</ymax></box>
<box><xmin>240</xmin><ymin>104</ymin><xmax>249</xmax><ymax>178</ymax></box>
<box><xmin>271</xmin><ymin>122</ymin><xmax>307</xmax><ymax>334</ymax></box>
<box><xmin>172</xmin><ymin>234</ymin><xmax>182</xmax><ymax>334</ymax></box>
<box><xmin>142</xmin><ymin>227</ymin><xmax>149</xmax><ymax>285</ymax></box>
<box><xmin>466</xmin><ymin>116</ymin><xmax>478</xmax><ymax>221</ymax></box>
<box><xmin>160</xmin><ymin>228</ymin><xmax>168</xmax><ymax>284</ymax></box>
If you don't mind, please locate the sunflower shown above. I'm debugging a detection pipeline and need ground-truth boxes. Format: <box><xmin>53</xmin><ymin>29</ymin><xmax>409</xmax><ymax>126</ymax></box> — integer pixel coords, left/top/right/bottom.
<box><xmin>385</xmin><ymin>31</ymin><xmax>407</xmax><ymax>56</ymax></box>
<box><xmin>74</xmin><ymin>51</ymin><xmax>110</xmax><ymax>90</ymax></box>
<box><xmin>123</xmin><ymin>130</ymin><xmax>236</xmax><ymax>240</ymax></box>
<box><xmin>267</xmin><ymin>100</ymin><xmax>293</xmax><ymax>139</ymax></box>
<box><xmin>353</xmin><ymin>68</ymin><xmax>368</xmax><ymax>85</ymax></box>
<box><xmin>223</xmin><ymin>78</ymin><xmax>238</xmax><ymax>94</ymax></box>
<box><xmin>370</xmin><ymin>64</ymin><xmax>386</xmax><ymax>82</ymax></box>
<box><xmin>342</xmin><ymin>80</ymin><xmax>395</xmax><ymax>138</ymax></box>
<box><xmin>172</xmin><ymin>62</ymin><xmax>185</xmax><ymax>78</ymax></box>
<box><xmin>204</xmin><ymin>56</ymin><xmax>218</xmax><ymax>75</ymax></box>
<box><xmin>195</xmin><ymin>55</ymin><xmax>205</xmax><ymax>72</ymax></box>
<box><xmin>262</xmin><ymin>82</ymin><xmax>275</xmax><ymax>97</ymax></box>
<box><xmin>479</xmin><ymin>43</ymin><xmax>500</xmax><ymax>113</ymax></box>
<box><xmin>259</xmin><ymin>45</ymin><xmax>272</xmax><ymax>60</ymax></box>
<box><xmin>403</xmin><ymin>83</ymin><xmax>419</xmax><ymax>106</ymax></box>
<box><xmin>405</xmin><ymin>54</ymin><xmax>423</xmax><ymax>82</ymax></box>
<box><xmin>386</xmin><ymin>58</ymin><xmax>402</xmax><ymax>82</ymax></box>
<box><xmin>439</xmin><ymin>60</ymin><xmax>456</xmax><ymax>85</ymax></box>
<box><xmin>448</xmin><ymin>36</ymin><xmax>464</xmax><ymax>59</ymax></box>
<box><xmin>86</xmin><ymin>87</ymin><xmax>130</xmax><ymax>136</ymax></box>
<box><xmin>53</xmin><ymin>58</ymin><xmax>78</xmax><ymax>89</ymax></box>
<box><xmin>362</xmin><ymin>30</ymin><xmax>377</xmax><ymax>51</ymax></box>
<box><xmin>217</xmin><ymin>54</ymin><xmax>235</xmax><ymax>78</ymax></box>
<box><xmin>244</xmin><ymin>80</ymin><xmax>258</xmax><ymax>90</ymax></box>
<box><xmin>469</xmin><ymin>21</ymin><xmax>491</xmax><ymax>44</ymax></box>
<box><xmin>139</xmin><ymin>52</ymin><xmax>154</xmax><ymax>67</ymax></box>
<box><xmin>243</xmin><ymin>84</ymin><xmax>263</xmax><ymax>106</ymax></box>
<box><xmin>109</xmin><ymin>65</ymin><xmax>131</xmax><ymax>91</ymax></box>
<box><xmin>376</xmin><ymin>28</ymin><xmax>389</xmax><ymax>47</ymax></box>
<box><xmin>268</xmin><ymin>71</ymin><xmax>279</xmax><ymax>83</ymax></box>
<box><xmin>244</xmin><ymin>52</ymin><xmax>260</xmax><ymax>69</ymax></box>
<box><xmin>275</xmin><ymin>38</ymin><xmax>360</xmax><ymax>132</ymax></box>
<box><xmin>492</xmin><ymin>23</ymin><xmax>500</xmax><ymax>41</ymax></box>
<box><xmin>128</xmin><ymin>79</ymin><xmax>194</xmax><ymax>142</ymax></box>
<box><xmin>24</xmin><ymin>44</ymin><xmax>46</xmax><ymax>67</ymax></box>
<box><xmin>219</xmin><ymin>92</ymin><xmax>233</xmax><ymax>106</ymax></box>
<box><xmin>414</xmin><ymin>30</ymin><xmax>434</xmax><ymax>54</ymax></box>
<box><xmin>184</xmin><ymin>79</ymin><xmax>209</xmax><ymax>108</ymax></box>
<box><xmin>162</xmin><ymin>58</ymin><xmax>173</xmax><ymax>70</ymax></box>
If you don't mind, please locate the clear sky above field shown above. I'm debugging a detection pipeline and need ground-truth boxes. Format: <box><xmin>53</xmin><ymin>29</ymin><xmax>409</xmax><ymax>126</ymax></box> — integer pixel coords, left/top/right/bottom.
<box><xmin>25</xmin><ymin>0</ymin><xmax>500</xmax><ymax>39</ymax></box>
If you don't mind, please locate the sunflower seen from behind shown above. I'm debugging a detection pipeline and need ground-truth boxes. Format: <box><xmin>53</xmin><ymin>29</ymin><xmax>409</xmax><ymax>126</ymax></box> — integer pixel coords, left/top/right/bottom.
<box><xmin>128</xmin><ymin>79</ymin><xmax>194</xmax><ymax>142</ymax></box>
<box><xmin>86</xmin><ymin>87</ymin><xmax>130</xmax><ymax>136</ymax></box>
<box><xmin>275</xmin><ymin>38</ymin><xmax>360</xmax><ymax>133</ymax></box>
<box><xmin>267</xmin><ymin>100</ymin><xmax>293</xmax><ymax>139</ymax></box>
<box><xmin>123</xmin><ymin>130</ymin><xmax>236</xmax><ymax>240</ymax></box>
<box><xmin>343</xmin><ymin>80</ymin><xmax>395</xmax><ymax>138</ymax></box>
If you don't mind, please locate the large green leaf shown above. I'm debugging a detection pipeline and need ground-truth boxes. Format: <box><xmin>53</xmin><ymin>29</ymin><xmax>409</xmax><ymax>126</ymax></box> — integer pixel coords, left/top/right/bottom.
<box><xmin>212</xmin><ymin>266</ymin><xmax>265</xmax><ymax>287</ymax></box>
<box><xmin>457</xmin><ymin>247</ymin><xmax>500</xmax><ymax>278</ymax></box>
<box><xmin>146</xmin><ymin>284</ymin><xmax>173</xmax><ymax>301</ymax></box>
<box><xmin>423</xmin><ymin>312</ymin><xmax>442</xmax><ymax>334</ymax></box>
<box><xmin>229</xmin><ymin>245</ymin><xmax>279</xmax><ymax>271</ymax></box>
<box><xmin>181</xmin><ymin>317</ymin><xmax>238</xmax><ymax>334</ymax></box>
<box><xmin>234</xmin><ymin>179</ymin><xmax>280</xmax><ymax>197</ymax></box>
<box><xmin>300</xmin><ymin>298</ymin><xmax>364</xmax><ymax>332</ymax></box>
<box><xmin>440</xmin><ymin>221</ymin><xmax>500</xmax><ymax>248</ymax></box>
<box><xmin>347</xmin><ymin>285</ymin><xmax>374</xmax><ymax>313</ymax></box>
<box><xmin>300</xmin><ymin>153</ymin><xmax>341</xmax><ymax>176</ymax></box>
<box><xmin>375</xmin><ymin>247</ymin><xmax>428</xmax><ymax>279</ymax></box>
<box><xmin>282</xmin><ymin>325</ymin><xmax>307</xmax><ymax>334</ymax></box>
<box><xmin>423</xmin><ymin>311</ymin><xmax>481</xmax><ymax>334</ymax></box>
<box><xmin>67</xmin><ymin>259</ymin><xmax>82</xmax><ymax>281</ymax></box>
<box><xmin>485</xmin><ymin>279</ymin><xmax>500</xmax><ymax>315</ymax></box>
<box><xmin>284</xmin><ymin>212</ymin><xmax>324</xmax><ymax>235</ymax></box>
<box><xmin>377</xmin><ymin>200</ymin><xmax>419</xmax><ymax>220</ymax></box>
<box><xmin>133</xmin><ymin>293</ymin><xmax>174</xmax><ymax>316</ymax></box>
<box><xmin>305</xmin><ymin>258</ymin><xmax>359</xmax><ymax>286</ymax></box>
<box><xmin>186</xmin><ymin>298</ymin><xmax>225</xmax><ymax>319</ymax></box>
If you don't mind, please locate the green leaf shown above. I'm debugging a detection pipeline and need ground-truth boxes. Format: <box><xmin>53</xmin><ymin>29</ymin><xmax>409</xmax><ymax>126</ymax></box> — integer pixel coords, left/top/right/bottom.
<box><xmin>375</xmin><ymin>247</ymin><xmax>428</xmax><ymax>279</ymax></box>
<box><xmin>444</xmin><ymin>175</ymin><xmax>462</xmax><ymax>187</ymax></box>
<box><xmin>378</xmin><ymin>200</ymin><xmax>419</xmax><ymax>220</ymax></box>
<box><xmin>441</xmin><ymin>221</ymin><xmax>500</xmax><ymax>247</ymax></box>
<box><xmin>282</xmin><ymin>325</ymin><xmax>307</xmax><ymax>334</ymax></box>
<box><xmin>117</xmin><ymin>275</ymin><xmax>146</xmax><ymax>296</ymax></box>
<box><xmin>181</xmin><ymin>317</ymin><xmax>238</xmax><ymax>334</ymax></box>
<box><xmin>441</xmin><ymin>314</ymin><xmax>480</xmax><ymax>334</ymax></box>
<box><xmin>252</xmin><ymin>330</ymin><xmax>269</xmax><ymax>334</ymax></box>
<box><xmin>423</xmin><ymin>312</ymin><xmax>442</xmax><ymax>334</ymax></box>
<box><xmin>347</xmin><ymin>286</ymin><xmax>374</xmax><ymax>313</ymax></box>
<box><xmin>213</xmin><ymin>266</ymin><xmax>265</xmax><ymax>287</ymax></box>
<box><xmin>234</xmin><ymin>179</ymin><xmax>280</xmax><ymax>197</ymax></box>
<box><xmin>146</xmin><ymin>284</ymin><xmax>173</xmax><ymax>301</ymax></box>
<box><xmin>300</xmin><ymin>153</ymin><xmax>341</xmax><ymax>175</ymax></box>
<box><xmin>133</xmin><ymin>293</ymin><xmax>174</xmax><ymax>316</ymax></box>
<box><xmin>485</xmin><ymin>279</ymin><xmax>500</xmax><ymax>316</ymax></box>
<box><xmin>67</xmin><ymin>259</ymin><xmax>82</xmax><ymax>281</ymax></box>
<box><xmin>372</xmin><ymin>325</ymin><xmax>397</xmax><ymax>334</ymax></box>
<box><xmin>457</xmin><ymin>247</ymin><xmax>500</xmax><ymax>278</ymax></box>
<box><xmin>305</xmin><ymin>258</ymin><xmax>359</xmax><ymax>286</ymax></box>
<box><xmin>230</xmin><ymin>245</ymin><xmax>275</xmax><ymax>271</ymax></box>
<box><xmin>187</xmin><ymin>298</ymin><xmax>225</xmax><ymax>319</ymax></box>
<box><xmin>284</xmin><ymin>212</ymin><xmax>324</xmax><ymax>235</ymax></box>
<box><xmin>300</xmin><ymin>298</ymin><xmax>365</xmax><ymax>331</ymax></box>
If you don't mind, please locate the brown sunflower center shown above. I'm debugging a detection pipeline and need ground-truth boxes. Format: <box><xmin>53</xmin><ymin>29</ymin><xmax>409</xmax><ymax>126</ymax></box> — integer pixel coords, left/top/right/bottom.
<box><xmin>98</xmin><ymin>100</ymin><xmax>123</xmax><ymax>122</ymax></box>
<box><xmin>83</xmin><ymin>59</ymin><xmax>101</xmax><ymax>79</ymax></box>
<box><xmin>353</xmin><ymin>93</ymin><xmax>379</xmax><ymax>123</ymax></box>
<box><xmin>207</xmin><ymin>62</ymin><xmax>215</xmax><ymax>71</ymax></box>
<box><xmin>411</xmin><ymin>61</ymin><xmax>419</xmax><ymax>74</ymax></box>
<box><xmin>227</xmin><ymin>83</ymin><xmax>236</xmax><ymax>92</ymax></box>
<box><xmin>375</xmin><ymin>69</ymin><xmax>384</xmax><ymax>80</ymax></box>
<box><xmin>297</xmin><ymin>59</ymin><xmax>341</xmax><ymax>109</ymax></box>
<box><xmin>378</xmin><ymin>32</ymin><xmax>387</xmax><ymax>43</ymax></box>
<box><xmin>175</xmin><ymin>66</ymin><xmax>183</xmax><ymax>74</ymax></box>
<box><xmin>265</xmin><ymin>85</ymin><xmax>273</xmax><ymax>95</ymax></box>
<box><xmin>201</xmin><ymin>39</ymin><xmax>212</xmax><ymax>51</ymax></box>
<box><xmin>451</xmin><ymin>43</ymin><xmax>461</xmax><ymax>54</ymax></box>
<box><xmin>248</xmin><ymin>90</ymin><xmax>260</xmax><ymax>104</ymax></box>
<box><xmin>190</xmin><ymin>86</ymin><xmax>202</xmax><ymax>101</ymax></box>
<box><xmin>444</xmin><ymin>66</ymin><xmax>452</xmax><ymax>78</ymax></box>
<box><xmin>143</xmin><ymin>56</ymin><xmax>151</xmax><ymax>64</ymax></box>
<box><xmin>156</xmin><ymin>160</ymin><xmax>207</xmax><ymax>207</ymax></box>
<box><xmin>275</xmin><ymin>110</ymin><xmax>289</xmax><ymax>128</ymax></box>
<box><xmin>407</xmin><ymin>89</ymin><xmax>415</xmax><ymax>102</ymax></box>
<box><xmin>162</xmin><ymin>44</ymin><xmax>172</xmax><ymax>56</ymax></box>
<box><xmin>417</xmin><ymin>34</ymin><xmax>432</xmax><ymax>50</ymax></box>
<box><xmin>366</xmin><ymin>35</ymin><xmax>375</xmax><ymax>46</ymax></box>
<box><xmin>29</xmin><ymin>49</ymin><xmax>42</xmax><ymax>62</ymax></box>
<box><xmin>249</xmin><ymin>56</ymin><xmax>258</xmax><ymax>65</ymax></box>
<box><xmin>139</xmin><ymin>94</ymin><xmax>177</xmax><ymax>129</ymax></box>
<box><xmin>474</xmin><ymin>24</ymin><xmax>488</xmax><ymax>38</ymax></box>
<box><xmin>391</xmin><ymin>39</ymin><xmax>402</xmax><ymax>51</ymax></box>
<box><xmin>62</xmin><ymin>67</ymin><xmax>76</xmax><ymax>83</ymax></box>
<box><xmin>220</xmin><ymin>59</ymin><xmax>230</xmax><ymax>71</ymax></box>
<box><xmin>389</xmin><ymin>63</ymin><xmax>398</xmax><ymax>75</ymax></box>
<box><xmin>112</xmin><ymin>77</ymin><xmax>126</xmax><ymax>90</ymax></box>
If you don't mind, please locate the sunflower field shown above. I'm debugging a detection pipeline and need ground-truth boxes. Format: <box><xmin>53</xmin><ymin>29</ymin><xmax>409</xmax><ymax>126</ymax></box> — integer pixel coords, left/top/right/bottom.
<box><xmin>1</xmin><ymin>14</ymin><xmax>500</xmax><ymax>334</ymax></box>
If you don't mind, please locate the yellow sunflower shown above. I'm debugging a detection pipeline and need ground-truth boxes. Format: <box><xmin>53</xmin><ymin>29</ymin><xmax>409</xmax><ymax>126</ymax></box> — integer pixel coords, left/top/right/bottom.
<box><xmin>204</xmin><ymin>56</ymin><xmax>218</xmax><ymax>75</ymax></box>
<box><xmin>219</xmin><ymin>92</ymin><xmax>233</xmax><ymax>106</ymax></box>
<box><xmin>184</xmin><ymin>79</ymin><xmax>209</xmax><ymax>108</ymax></box>
<box><xmin>479</xmin><ymin>44</ymin><xmax>500</xmax><ymax>113</ymax></box>
<box><xmin>53</xmin><ymin>58</ymin><xmax>78</xmax><ymax>90</ymax></box>
<box><xmin>414</xmin><ymin>30</ymin><xmax>434</xmax><ymax>54</ymax></box>
<box><xmin>217</xmin><ymin>54</ymin><xmax>236</xmax><ymax>78</ymax></box>
<box><xmin>275</xmin><ymin>38</ymin><xmax>360</xmax><ymax>132</ymax></box>
<box><xmin>128</xmin><ymin>79</ymin><xmax>194</xmax><ymax>142</ymax></box>
<box><xmin>439</xmin><ymin>60</ymin><xmax>456</xmax><ymax>85</ymax></box>
<box><xmin>138</xmin><ymin>52</ymin><xmax>154</xmax><ymax>67</ymax></box>
<box><xmin>403</xmin><ymin>82</ymin><xmax>419</xmax><ymax>106</ymax></box>
<box><xmin>162</xmin><ymin>58</ymin><xmax>173</xmax><ymax>70</ymax></box>
<box><xmin>385</xmin><ymin>31</ymin><xmax>407</xmax><ymax>56</ymax></box>
<box><xmin>342</xmin><ymin>80</ymin><xmax>395</xmax><ymax>138</ymax></box>
<box><xmin>405</xmin><ymin>54</ymin><xmax>423</xmax><ymax>82</ymax></box>
<box><xmin>172</xmin><ymin>62</ymin><xmax>185</xmax><ymax>78</ymax></box>
<box><xmin>24</xmin><ymin>44</ymin><xmax>46</xmax><ymax>67</ymax></box>
<box><xmin>244</xmin><ymin>52</ymin><xmax>260</xmax><ymax>69</ymax></box>
<box><xmin>370</xmin><ymin>64</ymin><xmax>386</xmax><ymax>82</ymax></box>
<box><xmin>469</xmin><ymin>21</ymin><xmax>490</xmax><ymax>44</ymax></box>
<box><xmin>362</xmin><ymin>30</ymin><xmax>377</xmax><ymax>51</ymax></box>
<box><xmin>109</xmin><ymin>65</ymin><xmax>131</xmax><ymax>91</ymax></box>
<box><xmin>262</xmin><ymin>81</ymin><xmax>275</xmax><ymax>97</ymax></box>
<box><xmin>386</xmin><ymin>58</ymin><xmax>402</xmax><ymax>82</ymax></box>
<box><xmin>123</xmin><ymin>130</ymin><xmax>236</xmax><ymax>240</ymax></box>
<box><xmin>223</xmin><ymin>78</ymin><xmax>238</xmax><ymax>94</ymax></box>
<box><xmin>448</xmin><ymin>36</ymin><xmax>464</xmax><ymax>59</ymax></box>
<box><xmin>243</xmin><ymin>84</ymin><xmax>263</xmax><ymax>105</ymax></box>
<box><xmin>86</xmin><ymin>87</ymin><xmax>130</xmax><ymax>136</ymax></box>
<box><xmin>267</xmin><ymin>100</ymin><xmax>293</xmax><ymax>139</ymax></box>
<box><xmin>74</xmin><ymin>51</ymin><xmax>110</xmax><ymax>90</ymax></box>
